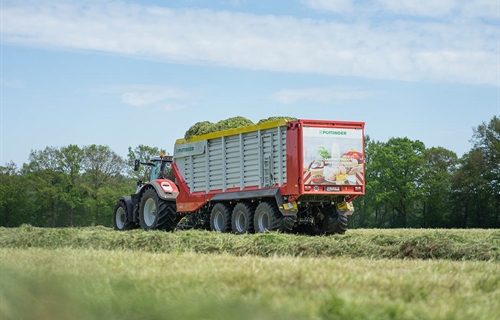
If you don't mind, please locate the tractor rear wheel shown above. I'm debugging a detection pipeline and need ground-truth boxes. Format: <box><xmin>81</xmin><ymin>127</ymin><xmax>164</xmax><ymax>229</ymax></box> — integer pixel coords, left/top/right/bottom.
<box><xmin>232</xmin><ymin>202</ymin><xmax>254</xmax><ymax>234</ymax></box>
<box><xmin>254</xmin><ymin>201</ymin><xmax>282</xmax><ymax>233</ymax></box>
<box><xmin>139</xmin><ymin>188</ymin><xmax>177</xmax><ymax>231</ymax></box>
<box><xmin>113</xmin><ymin>200</ymin><xmax>134</xmax><ymax>231</ymax></box>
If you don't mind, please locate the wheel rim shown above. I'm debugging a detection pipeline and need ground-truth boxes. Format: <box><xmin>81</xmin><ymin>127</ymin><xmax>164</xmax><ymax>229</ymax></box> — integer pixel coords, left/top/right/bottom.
<box><xmin>213</xmin><ymin>211</ymin><xmax>224</xmax><ymax>231</ymax></box>
<box><xmin>143</xmin><ymin>198</ymin><xmax>157</xmax><ymax>227</ymax></box>
<box><xmin>116</xmin><ymin>207</ymin><xmax>126</xmax><ymax>229</ymax></box>
<box><xmin>258</xmin><ymin>212</ymin><xmax>269</xmax><ymax>231</ymax></box>
<box><xmin>235</xmin><ymin>212</ymin><xmax>247</xmax><ymax>233</ymax></box>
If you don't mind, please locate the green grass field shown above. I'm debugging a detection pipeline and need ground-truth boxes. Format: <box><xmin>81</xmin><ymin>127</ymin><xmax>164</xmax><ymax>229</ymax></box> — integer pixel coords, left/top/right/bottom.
<box><xmin>1</xmin><ymin>226</ymin><xmax>499</xmax><ymax>319</ymax></box>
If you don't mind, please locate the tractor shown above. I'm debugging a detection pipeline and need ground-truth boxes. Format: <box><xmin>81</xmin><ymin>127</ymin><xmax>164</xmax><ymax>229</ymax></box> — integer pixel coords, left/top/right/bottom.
<box><xmin>113</xmin><ymin>154</ymin><xmax>179</xmax><ymax>231</ymax></box>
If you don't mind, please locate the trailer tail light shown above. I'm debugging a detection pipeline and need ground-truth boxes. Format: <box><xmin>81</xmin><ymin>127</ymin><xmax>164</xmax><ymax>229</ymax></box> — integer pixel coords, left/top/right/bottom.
<box><xmin>354</xmin><ymin>186</ymin><xmax>362</xmax><ymax>191</ymax></box>
<box><xmin>161</xmin><ymin>181</ymin><xmax>174</xmax><ymax>192</ymax></box>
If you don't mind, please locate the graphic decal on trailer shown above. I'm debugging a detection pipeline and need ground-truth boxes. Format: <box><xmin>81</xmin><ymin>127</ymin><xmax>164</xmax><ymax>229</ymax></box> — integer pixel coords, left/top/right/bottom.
<box><xmin>302</xmin><ymin>127</ymin><xmax>364</xmax><ymax>185</ymax></box>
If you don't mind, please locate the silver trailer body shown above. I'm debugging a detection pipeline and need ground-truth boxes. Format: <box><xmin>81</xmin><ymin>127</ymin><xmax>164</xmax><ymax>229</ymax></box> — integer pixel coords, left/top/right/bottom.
<box><xmin>173</xmin><ymin>121</ymin><xmax>288</xmax><ymax>193</ymax></box>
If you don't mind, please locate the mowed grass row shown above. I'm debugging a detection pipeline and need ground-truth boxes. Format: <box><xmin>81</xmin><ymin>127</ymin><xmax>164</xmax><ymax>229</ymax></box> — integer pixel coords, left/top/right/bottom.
<box><xmin>1</xmin><ymin>248</ymin><xmax>499</xmax><ymax>320</ymax></box>
<box><xmin>0</xmin><ymin>225</ymin><xmax>499</xmax><ymax>261</ymax></box>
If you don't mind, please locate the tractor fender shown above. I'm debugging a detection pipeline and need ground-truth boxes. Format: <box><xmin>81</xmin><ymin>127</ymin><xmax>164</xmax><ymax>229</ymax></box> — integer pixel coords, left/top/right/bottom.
<box><xmin>142</xmin><ymin>179</ymin><xmax>179</xmax><ymax>201</ymax></box>
<box><xmin>118</xmin><ymin>196</ymin><xmax>134</xmax><ymax>221</ymax></box>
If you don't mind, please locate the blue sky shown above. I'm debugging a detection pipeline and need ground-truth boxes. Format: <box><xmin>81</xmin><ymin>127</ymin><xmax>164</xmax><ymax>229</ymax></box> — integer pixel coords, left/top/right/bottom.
<box><xmin>1</xmin><ymin>0</ymin><xmax>499</xmax><ymax>167</ymax></box>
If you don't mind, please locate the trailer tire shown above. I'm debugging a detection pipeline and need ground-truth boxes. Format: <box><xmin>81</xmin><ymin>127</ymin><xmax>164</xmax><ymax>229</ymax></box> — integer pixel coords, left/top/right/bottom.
<box><xmin>139</xmin><ymin>188</ymin><xmax>177</xmax><ymax>231</ymax></box>
<box><xmin>254</xmin><ymin>202</ymin><xmax>282</xmax><ymax>233</ymax></box>
<box><xmin>210</xmin><ymin>203</ymin><xmax>232</xmax><ymax>232</ymax></box>
<box><xmin>113</xmin><ymin>200</ymin><xmax>134</xmax><ymax>231</ymax></box>
<box><xmin>232</xmin><ymin>203</ymin><xmax>254</xmax><ymax>234</ymax></box>
<box><xmin>326</xmin><ymin>212</ymin><xmax>348</xmax><ymax>235</ymax></box>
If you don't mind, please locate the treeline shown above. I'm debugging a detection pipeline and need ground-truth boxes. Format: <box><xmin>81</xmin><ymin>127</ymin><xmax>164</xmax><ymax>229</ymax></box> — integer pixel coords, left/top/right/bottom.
<box><xmin>1</xmin><ymin>116</ymin><xmax>499</xmax><ymax>229</ymax></box>
<box><xmin>0</xmin><ymin>145</ymin><xmax>165</xmax><ymax>227</ymax></box>
<box><xmin>352</xmin><ymin>116</ymin><xmax>499</xmax><ymax>229</ymax></box>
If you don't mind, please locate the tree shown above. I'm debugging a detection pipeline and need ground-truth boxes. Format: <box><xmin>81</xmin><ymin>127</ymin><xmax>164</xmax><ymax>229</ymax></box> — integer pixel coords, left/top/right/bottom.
<box><xmin>450</xmin><ymin>116</ymin><xmax>500</xmax><ymax>229</ymax></box>
<box><xmin>421</xmin><ymin>147</ymin><xmax>457</xmax><ymax>227</ymax></box>
<box><xmin>82</xmin><ymin>145</ymin><xmax>125</xmax><ymax>225</ymax></box>
<box><xmin>126</xmin><ymin>145</ymin><xmax>166</xmax><ymax>181</ymax></box>
<box><xmin>369</xmin><ymin>137</ymin><xmax>426</xmax><ymax>228</ymax></box>
<box><xmin>23</xmin><ymin>147</ymin><xmax>66</xmax><ymax>227</ymax></box>
<box><xmin>351</xmin><ymin>135</ymin><xmax>378</xmax><ymax>228</ymax></box>
<box><xmin>470</xmin><ymin>116</ymin><xmax>500</xmax><ymax>227</ymax></box>
<box><xmin>57</xmin><ymin>145</ymin><xmax>85</xmax><ymax>226</ymax></box>
<box><xmin>451</xmin><ymin>150</ymin><xmax>491</xmax><ymax>227</ymax></box>
<box><xmin>0</xmin><ymin>162</ymin><xmax>28</xmax><ymax>227</ymax></box>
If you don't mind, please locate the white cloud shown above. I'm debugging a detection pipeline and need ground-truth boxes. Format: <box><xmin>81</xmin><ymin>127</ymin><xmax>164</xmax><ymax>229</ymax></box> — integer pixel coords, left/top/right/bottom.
<box><xmin>120</xmin><ymin>86</ymin><xmax>187</xmax><ymax>107</ymax></box>
<box><xmin>229</xmin><ymin>0</ymin><xmax>245</xmax><ymax>7</ymax></box>
<box><xmin>461</xmin><ymin>0</ymin><xmax>500</xmax><ymax>19</ymax></box>
<box><xmin>302</xmin><ymin>0</ymin><xmax>354</xmax><ymax>13</ymax></box>
<box><xmin>375</xmin><ymin>0</ymin><xmax>460</xmax><ymax>17</ymax></box>
<box><xmin>97</xmin><ymin>84</ymin><xmax>190</xmax><ymax>108</ymax></box>
<box><xmin>304</xmin><ymin>0</ymin><xmax>498</xmax><ymax>18</ymax></box>
<box><xmin>271</xmin><ymin>86</ymin><xmax>373</xmax><ymax>104</ymax></box>
<box><xmin>1</xmin><ymin>0</ymin><xmax>498</xmax><ymax>85</ymax></box>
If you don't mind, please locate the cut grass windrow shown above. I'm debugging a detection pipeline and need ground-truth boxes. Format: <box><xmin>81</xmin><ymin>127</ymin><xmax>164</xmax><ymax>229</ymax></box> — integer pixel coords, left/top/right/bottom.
<box><xmin>0</xmin><ymin>225</ymin><xmax>498</xmax><ymax>261</ymax></box>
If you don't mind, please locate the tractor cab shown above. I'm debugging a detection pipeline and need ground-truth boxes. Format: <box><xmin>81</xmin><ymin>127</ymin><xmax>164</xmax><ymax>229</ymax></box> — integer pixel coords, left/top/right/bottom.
<box><xmin>134</xmin><ymin>154</ymin><xmax>175</xmax><ymax>185</ymax></box>
<box><xmin>150</xmin><ymin>155</ymin><xmax>175</xmax><ymax>182</ymax></box>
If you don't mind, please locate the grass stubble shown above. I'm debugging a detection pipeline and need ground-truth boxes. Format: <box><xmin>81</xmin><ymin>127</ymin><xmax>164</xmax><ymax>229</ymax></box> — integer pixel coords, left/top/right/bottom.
<box><xmin>0</xmin><ymin>226</ymin><xmax>499</xmax><ymax>320</ymax></box>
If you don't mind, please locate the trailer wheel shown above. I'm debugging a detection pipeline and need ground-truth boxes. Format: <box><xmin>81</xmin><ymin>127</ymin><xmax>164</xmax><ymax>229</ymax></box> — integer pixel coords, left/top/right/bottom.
<box><xmin>254</xmin><ymin>202</ymin><xmax>282</xmax><ymax>233</ymax></box>
<box><xmin>210</xmin><ymin>203</ymin><xmax>232</xmax><ymax>232</ymax></box>
<box><xmin>139</xmin><ymin>188</ymin><xmax>177</xmax><ymax>231</ymax></box>
<box><xmin>326</xmin><ymin>211</ymin><xmax>348</xmax><ymax>235</ymax></box>
<box><xmin>325</xmin><ymin>205</ymin><xmax>347</xmax><ymax>235</ymax></box>
<box><xmin>113</xmin><ymin>200</ymin><xmax>133</xmax><ymax>231</ymax></box>
<box><xmin>232</xmin><ymin>203</ymin><xmax>254</xmax><ymax>234</ymax></box>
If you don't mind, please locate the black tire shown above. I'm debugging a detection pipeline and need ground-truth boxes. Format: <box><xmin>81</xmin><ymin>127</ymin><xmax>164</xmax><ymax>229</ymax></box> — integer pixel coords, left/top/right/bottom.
<box><xmin>113</xmin><ymin>200</ymin><xmax>134</xmax><ymax>231</ymax></box>
<box><xmin>305</xmin><ymin>205</ymin><xmax>348</xmax><ymax>235</ymax></box>
<box><xmin>326</xmin><ymin>212</ymin><xmax>348</xmax><ymax>235</ymax></box>
<box><xmin>254</xmin><ymin>201</ymin><xmax>282</xmax><ymax>233</ymax></box>
<box><xmin>231</xmin><ymin>203</ymin><xmax>254</xmax><ymax>234</ymax></box>
<box><xmin>323</xmin><ymin>204</ymin><xmax>348</xmax><ymax>235</ymax></box>
<box><xmin>210</xmin><ymin>203</ymin><xmax>232</xmax><ymax>232</ymax></box>
<box><xmin>139</xmin><ymin>188</ymin><xmax>177</xmax><ymax>231</ymax></box>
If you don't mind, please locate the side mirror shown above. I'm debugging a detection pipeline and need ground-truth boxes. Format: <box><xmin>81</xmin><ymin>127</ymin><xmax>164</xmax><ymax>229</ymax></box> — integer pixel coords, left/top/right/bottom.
<box><xmin>134</xmin><ymin>159</ymin><xmax>140</xmax><ymax>171</ymax></box>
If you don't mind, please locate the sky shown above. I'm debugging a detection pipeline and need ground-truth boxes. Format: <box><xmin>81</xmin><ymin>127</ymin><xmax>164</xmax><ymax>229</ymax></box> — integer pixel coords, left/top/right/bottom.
<box><xmin>1</xmin><ymin>0</ymin><xmax>499</xmax><ymax>167</ymax></box>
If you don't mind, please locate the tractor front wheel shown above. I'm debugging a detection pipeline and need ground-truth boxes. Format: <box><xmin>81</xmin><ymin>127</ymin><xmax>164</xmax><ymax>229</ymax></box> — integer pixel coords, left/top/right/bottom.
<box><xmin>113</xmin><ymin>200</ymin><xmax>134</xmax><ymax>231</ymax></box>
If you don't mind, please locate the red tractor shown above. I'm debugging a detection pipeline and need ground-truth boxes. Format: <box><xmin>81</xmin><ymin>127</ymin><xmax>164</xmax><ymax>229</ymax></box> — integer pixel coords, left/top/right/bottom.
<box><xmin>113</xmin><ymin>154</ymin><xmax>179</xmax><ymax>231</ymax></box>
